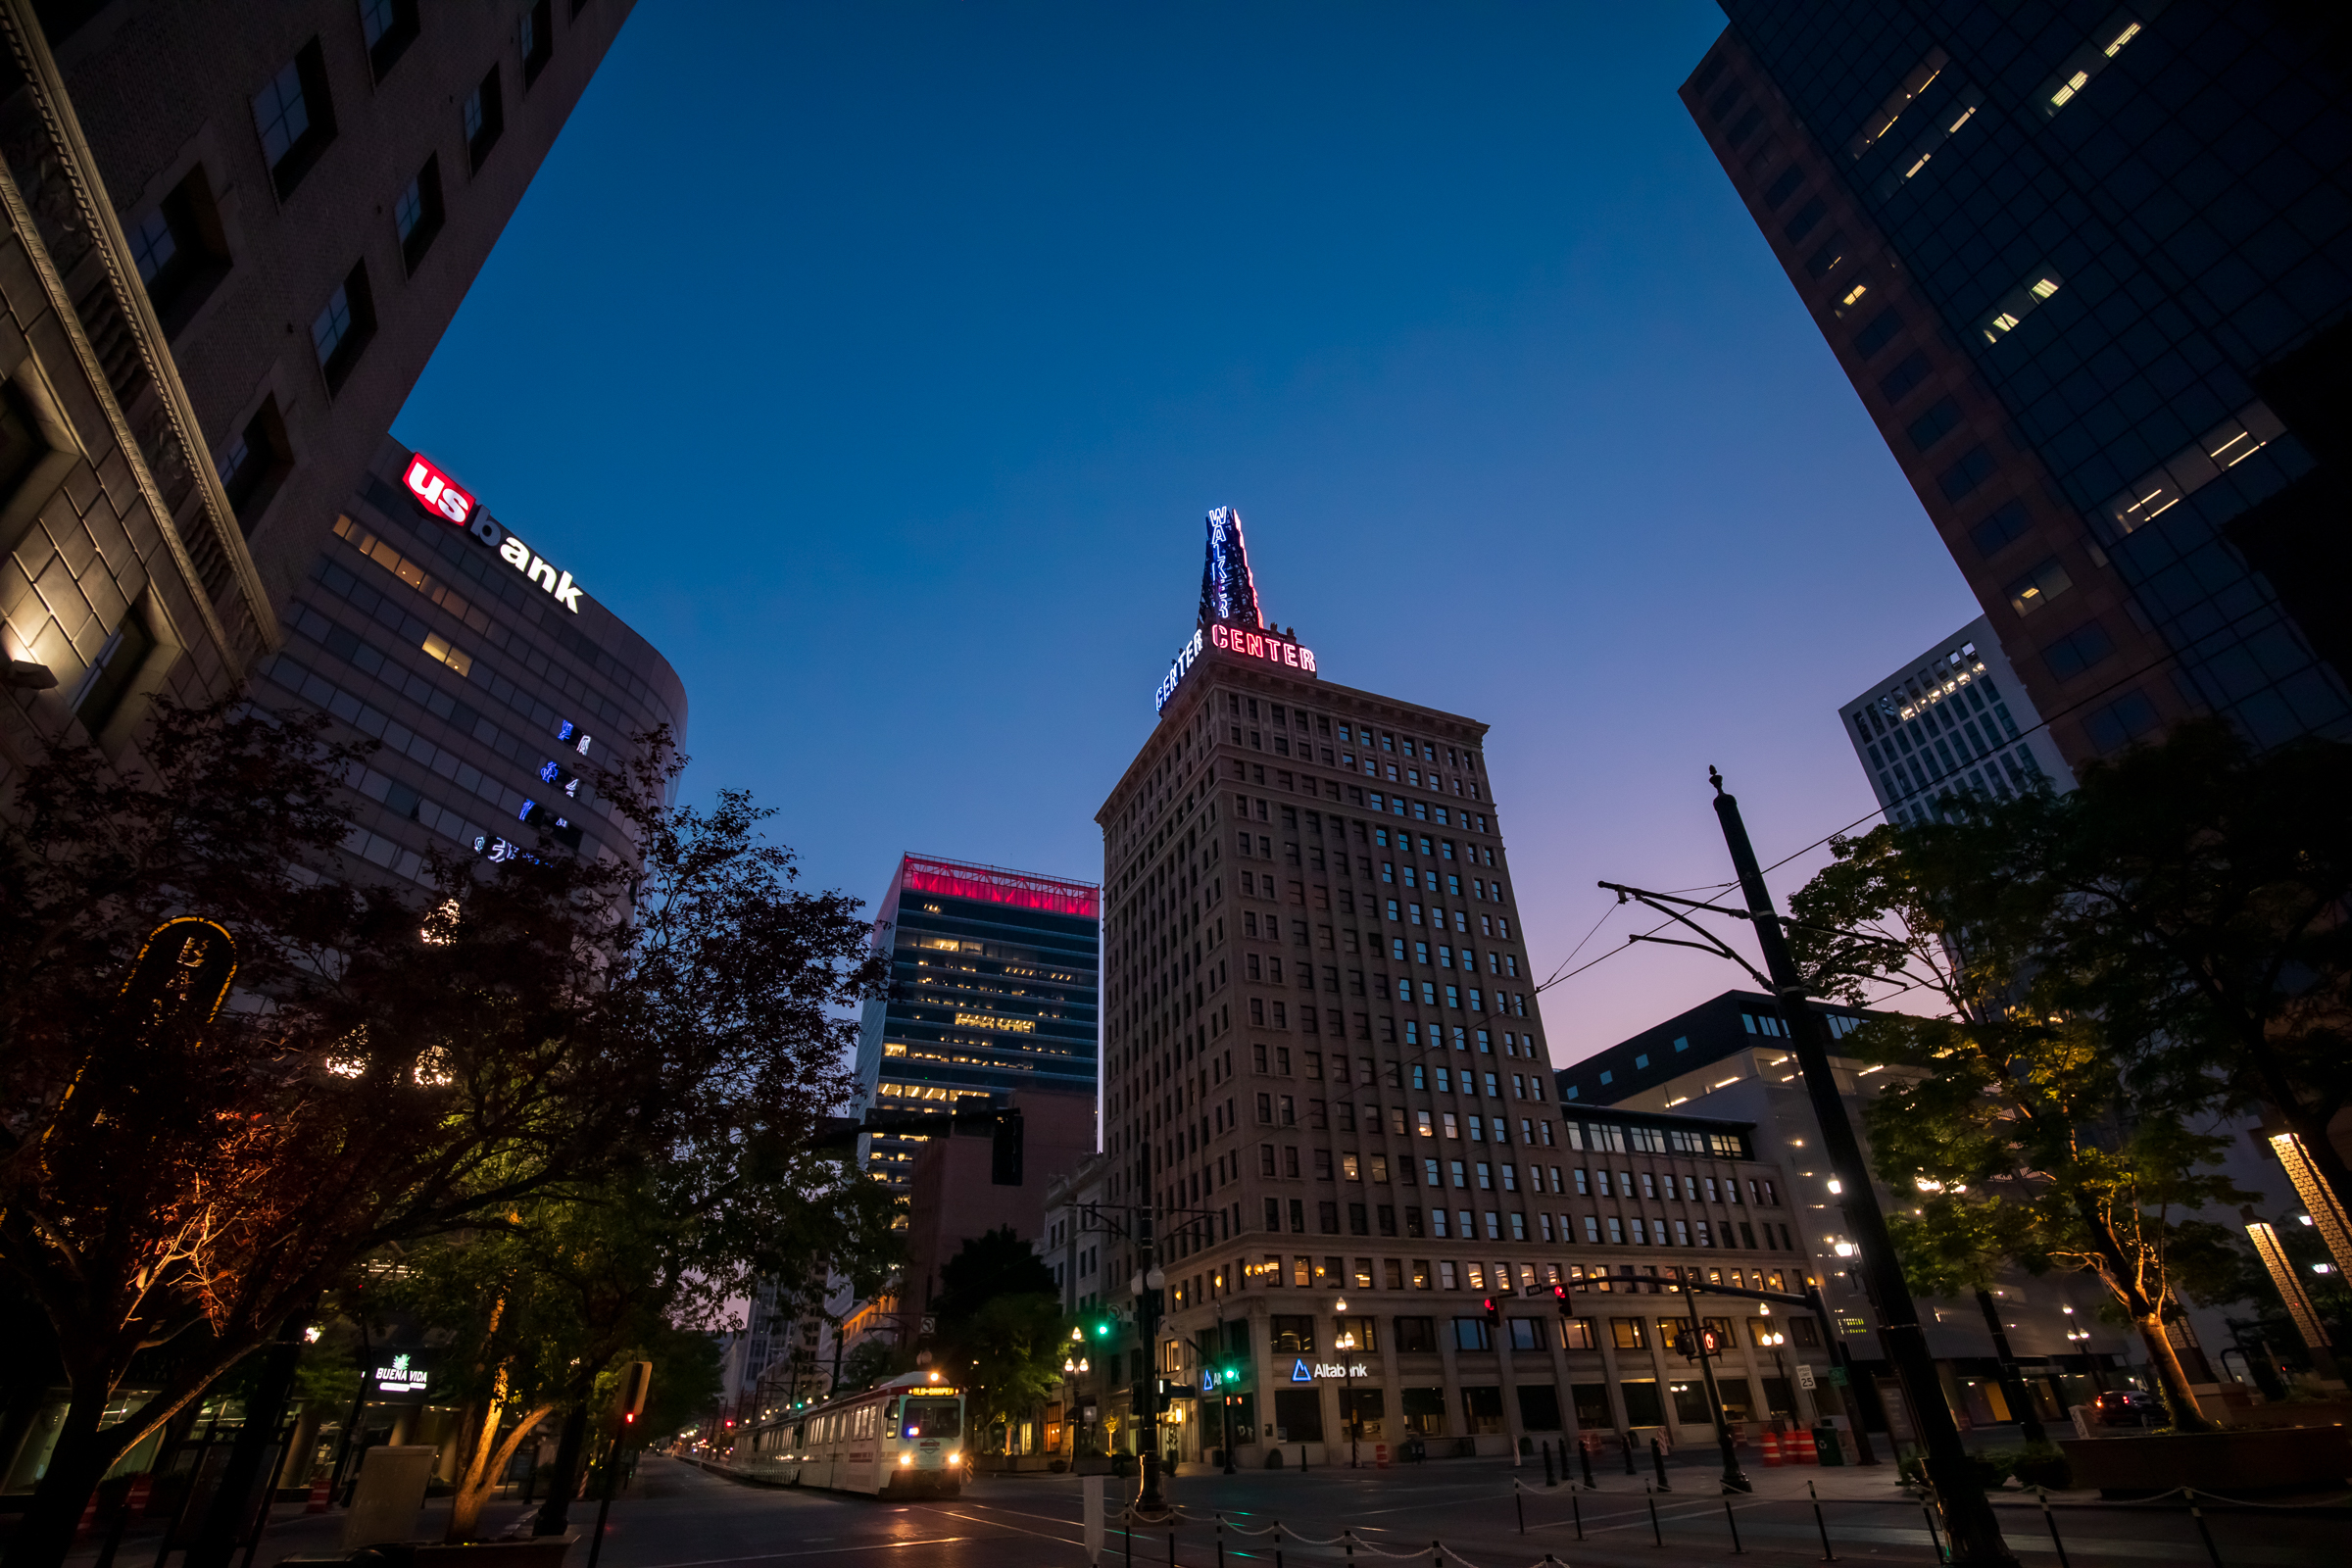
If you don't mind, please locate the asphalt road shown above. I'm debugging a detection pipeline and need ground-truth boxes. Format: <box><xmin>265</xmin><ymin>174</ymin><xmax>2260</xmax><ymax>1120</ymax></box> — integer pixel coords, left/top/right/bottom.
<box><xmin>559</xmin><ymin>1453</ymin><xmax>2341</xmax><ymax>1568</ymax></box>
<box><xmin>58</xmin><ymin>1451</ymin><xmax>2340</xmax><ymax>1568</ymax></box>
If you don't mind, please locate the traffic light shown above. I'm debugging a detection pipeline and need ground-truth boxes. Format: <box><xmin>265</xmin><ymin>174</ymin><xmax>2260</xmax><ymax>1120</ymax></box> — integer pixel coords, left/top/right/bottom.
<box><xmin>1550</xmin><ymin>1283</ymin><xmax>1575</xmax><ymax>1317</ymax></box>
<box><xmin>991</xmin><ymin>1109</ymin><xmax>1024</xmax><ymax>1186</ymax></box>
<box><xmin>1481</xmin><ymin>1297</ymin><xmax>1501</xmax><ymax>1327</ymax></box>
<box><xmin>1699</xmin><ymin>1328</ymin><xmax>1724</xmax><ymax>1355</ymax></box>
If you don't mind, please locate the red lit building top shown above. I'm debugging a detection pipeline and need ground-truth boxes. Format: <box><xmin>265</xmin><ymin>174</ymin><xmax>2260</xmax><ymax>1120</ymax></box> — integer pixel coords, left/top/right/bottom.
<box><xmin>899</xmin><ymin>855</ymin><xmax>1101</xmax><ymax>919</ymax></box>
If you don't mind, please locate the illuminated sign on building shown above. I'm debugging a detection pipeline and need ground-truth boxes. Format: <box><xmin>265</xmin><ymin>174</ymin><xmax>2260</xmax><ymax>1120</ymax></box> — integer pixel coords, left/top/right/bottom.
<box><xmin>374</xmin><ymin>1353</ymin><xmax>429</xmax><ymax>1394</ymax></box>
<box><xmin>1153</xmin><ymin>507</ymin><xmax>1318</xmax><ymax>711</ymax></box>
<box><xmin>1288</xmin><ymin>1358</ymin><xmax>1368</xmax><ymax>1382</ymax></box>
<box><xmin>954</xmin><ymin>1012</ymin><xmax>1037</xmax><ymax>1033</ymax></box>
<box><xmin>402</xmin><ymin>452</ymin><xmax>587</xmax><ymax>614</ymax></box>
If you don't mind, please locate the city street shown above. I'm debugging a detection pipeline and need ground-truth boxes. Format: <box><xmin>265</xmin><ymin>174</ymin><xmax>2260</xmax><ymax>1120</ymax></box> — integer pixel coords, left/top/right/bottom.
<box><xmin>86</xmin><ymin>1452</ymin><xmax>2337</xmax><ymax>1568</ymax></box>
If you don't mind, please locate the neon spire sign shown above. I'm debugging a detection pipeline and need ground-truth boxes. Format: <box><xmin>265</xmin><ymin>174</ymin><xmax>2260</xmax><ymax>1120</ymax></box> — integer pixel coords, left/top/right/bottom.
<box><xmin>1154</xmin><ymin>507</ymin><xmax>1317</xmax><ymax>712</ymax></box>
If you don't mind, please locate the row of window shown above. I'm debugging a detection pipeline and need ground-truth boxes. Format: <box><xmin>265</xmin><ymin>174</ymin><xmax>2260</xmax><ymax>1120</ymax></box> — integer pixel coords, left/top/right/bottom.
<box><xmin>1236</xmin><ymin>887</ymin><xmax>1512</xmax><ymax>943</ymax></box>
<box><xmin>1246</xmin><ymin>1190</ymin><xmax>1801</xmax><ymax>1252</ymax></box>
<box><xmin>1225</xmin><ymin>694</ymin><xmax>1479</xmax><ymax>773</ymax></box>
<box><xmin>1250</xmin><ymin>1099</ymin><xmax>1553</xmax><ymax>1143</ymax></box>
<box><xmin>1244</xmin><ymin>989</ymin><xmax>1533</xmax><ymax>1028</ymax></box>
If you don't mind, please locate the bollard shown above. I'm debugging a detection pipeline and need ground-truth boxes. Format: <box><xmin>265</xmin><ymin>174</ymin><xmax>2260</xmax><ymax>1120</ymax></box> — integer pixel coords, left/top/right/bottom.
<box><xmin>1128</xmin><ymin>1504</ymin><xmax>1135</xmax><ymax>1568</ymax></box>
<box><xmin>1218</xmin><ymin>1512</ymin><xmax>1226</xmax><ymax>1568</ymax></box>
<box><xmin>1809</xmin><ymin>1479</ymin><xmax>1837</xmax><ymax>1563</ymax></box>
<box><xmin>2036</xmin><ymin>1488</ymin><xmax>2071</xmax><ymax>1568</ymax></box>
<box><xmin>1543</xmin><ymin>1441</ymin><xmax>1556</xmax><ymax>1489</ymax></box>
<box><xmin>2188</xmin><ymin>1492</ymin><xmax>2222</xmax><ymax>1568</ymax></box>
<box><xmin>1581</xmin><ymin>1439</ymin><xmax>1597</xmax><ymax>1490</ymax></box>
<box><xmin>1724</xmin><ymin>1496</ymin><xmax>1742</xmax><ymax>1554</ymax></box>
<box><xmin>1275</xmin><ymin>1519</ymin><xmax>1284</xmax><ymax>1568</ymax></box>
<box><xmin>1517</xmin><ymin>1489</ymin><xmax>1526</xmax><ymax>1535</ymax></box>
<box><xmin>1572</xmin><ymin>1491</ymin><xmax>1583</xmax><ymax>1541</ymax></box>
<box><xmin>1345</xmin><ymin>1530</ymin><xmax>1355</xmax><ymax>1563</ymax></box>
<box><xmin>1650</xmin><ymin>1436</ymin><xmax>1671</xmax><ymax>1492</ymax></box>
<box><xmin>1168</xmin><ymin>1529</ymin><xmax>1175</xmax><ymax>1568</ymax></box>
<box><xmin>1300</xmin><ymin>1445</ymin><xmax>1309</xmax><ymax>1473</ymax></box>
<box><xmin>1623</xmin><ymin>1430</ymin><xmax>1638</xmax><ymax>1476</ymax></box>
<box><xmin>1921</xmin><ymin>1502</ymin><xmax>1944</xmax><ymax>1564</ymax></box>
<box><xmin>1430</xmin><ymin>1540</ymin><xmax>1441</xmax><ymax>1568</ymax></box>
<box><xmin>1646</xmin><ymin>1484</ymin><xmax>1663</xmax><ymax>1547</ymax></box>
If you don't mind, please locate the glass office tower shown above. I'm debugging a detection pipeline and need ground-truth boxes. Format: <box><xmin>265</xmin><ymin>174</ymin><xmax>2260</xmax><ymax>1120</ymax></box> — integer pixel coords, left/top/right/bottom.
<box><xmin>1686</xmin><ymin>4</ymin><xmax>2352</xmax><ymax>762</ymax></box>
<box><xmin>850</xmin><ymin>855</ymin><xmax>1102</xmax><ymax>1191</ymax></box>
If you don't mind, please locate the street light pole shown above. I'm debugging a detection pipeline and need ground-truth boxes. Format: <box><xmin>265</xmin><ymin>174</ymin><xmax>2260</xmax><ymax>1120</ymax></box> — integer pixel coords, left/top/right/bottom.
<box><xmin>1334</xmin><ymin>1298</ymin><xmax>1358</xmax><ymax>1469</ymax></box>
<box><xmin>1705</xmin><ymin>772</ymin><xmax>2016</xmax><ymax>1567</ymax></box>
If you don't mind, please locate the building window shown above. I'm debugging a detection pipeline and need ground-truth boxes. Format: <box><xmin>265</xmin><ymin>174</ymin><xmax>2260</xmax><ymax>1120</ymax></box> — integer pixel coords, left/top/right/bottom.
<box><xmin>253</xmin><ymin>41</ymin><xmax>336</xmax><ymax>201</ymax></box>
<box><xmin>218</xmin><ymin>396</ymin><xmax>293</xmax><ymax>534</ymax></box>
<box><xmin>395</xmin><ymin>154</ymin><xmax>446</xmax><ymax>273</ymax></box>
<box><xmin>1969</xmin><ymin>499</ymin><xmax>2031</xmax><ymax>558</ymax></box>
<box><xmin>128</xmin><ymin>166</ymin><xmax>232</xmax><ymax>338</ymax></box>
<box><xmin>520</xmin><ymin>0</ymin><xmax>555</xmax><ymax>85</ymax></box>
<box><xmin>2082</xmin><ymin>689</ymin><xmax>2160</xmax><ymax>754</ymax></box>
<box><xmin>464</xmin><ymin>66</ymin><xmax>506</xmax><ymax>172</ymax></box>
<box><xmin>311</xmin><ymin>263</ymin><xmax>377</xmax><ymax>393</ymax></box>
<box><xmin>360</xmin><ymin>0</ymin><xmax>421</xmax><ymax>81</ymax></box>
<box><xmin>2005</xmin><ymin>557</ymin><xmax>2072</xmax><ymax>617</ymax></box>
<box><xmin>74</xmin><ymin>612</ymin><xmax>158</xmax><ymax>737</ymax></box>
<box><xmin>2042</xmin><ymin>620</ymin><xmax>2116</xmax><ymax>683</ymax></box>
<box><xmin>1905</xmin><ymin>398</ymin><xmax>1961</xmax><ymax>453</ymax></box>
<box><xmin>1937</xmin><ymin>444</ymin><xmax>1996</xmax><ymax>502</ymax></box>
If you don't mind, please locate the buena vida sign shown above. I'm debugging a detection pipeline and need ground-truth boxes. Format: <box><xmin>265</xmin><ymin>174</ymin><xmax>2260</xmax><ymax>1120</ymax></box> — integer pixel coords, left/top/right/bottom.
<box><xmin>404</xmin><ymin>455</ymin><xmax>587</xmax><ymax>613</ymax></box>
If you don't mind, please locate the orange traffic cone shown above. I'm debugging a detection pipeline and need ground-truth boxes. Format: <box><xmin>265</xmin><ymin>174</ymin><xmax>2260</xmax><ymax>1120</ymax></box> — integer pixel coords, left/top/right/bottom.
<box><xmin>1761</xmin><ymin>1429</ymin><xmax>1783</xmax><ymax>1467</ymax></box>
<box><xmin>1792</xmin><ymin>1428</ymin><xmax>1820</xmax><ymax>1465</ymax></box>
<box><xmin>306</xmin><ymin>1470</ymin><xmax>333</xmax><ymax>1513</ymax></box>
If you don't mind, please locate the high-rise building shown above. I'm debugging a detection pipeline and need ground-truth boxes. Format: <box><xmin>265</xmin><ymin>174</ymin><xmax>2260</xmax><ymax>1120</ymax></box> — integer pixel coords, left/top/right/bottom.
<box><xmin>1095</xmin><ymin>509</ymin><xmax>1569</xmax><ymax>1461</ymax></box>
<box><xmin>1684</xmin><ymin>6</ymin><xmax>2352</xmax><ymax>764</ymax></box>
<box><xmin>3</xmin><ymin>2</ymin><xmax>637</xmax><ymax>795</ymax></box>
<box><xmin>1839</xmin><ymin>613</ymin><xmax>2076</xmax><ymax>825</ymax></box>
<box><xmin>254</xmin><ymin>437</ymin><xmax>683</xmax><ymax>884</ymax></box>
<box><xmin>46</xmin><ymin>0</ymin><xmax>635</xmax><ymax>605</ymax></box>
<box><xmin>851</xmin><ymin>854</ymin><xmax>1102</xmax><ymax>1193</ymax></box>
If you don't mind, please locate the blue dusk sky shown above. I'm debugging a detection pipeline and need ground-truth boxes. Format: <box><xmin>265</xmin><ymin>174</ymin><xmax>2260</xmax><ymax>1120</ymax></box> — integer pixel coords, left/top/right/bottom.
<box><xmin>393</xmin><ymin>1</ymin><xmax>1980</xmax><ymax>1064</ymax></box>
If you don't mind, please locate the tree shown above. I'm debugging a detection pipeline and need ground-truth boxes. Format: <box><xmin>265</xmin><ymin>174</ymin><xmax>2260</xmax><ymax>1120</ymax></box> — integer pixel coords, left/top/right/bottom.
<box><xmin>835</xmin><ymin>1338</ymin><xmax>915</xmax><ymax>1396</ymax></box>
<box><xmin>2013</xmin><ymin>723</ymin><xmax>2352</xmax><ymax>1234</ymax></box>
<box><xmin>0</xmin><ymin>701</ymin><xmax>890</xmax><ymax>1563</ymax></box>
<box><xmin>928</xmin><ymin>1228</ymin><xmax>1063</xmax><ymax>1449</ymax></box>
<box><xmin>1791</xmin><ymin>817</ymin><xmax>2254</xmax><ymax>1431</ymax></box>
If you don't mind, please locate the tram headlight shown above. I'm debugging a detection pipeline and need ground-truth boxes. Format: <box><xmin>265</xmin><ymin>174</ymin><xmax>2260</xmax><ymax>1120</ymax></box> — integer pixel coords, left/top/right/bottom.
<box><xmin>946</xmin><ymin>1452</ymin><xmax>959</xmax><ymax>1465</ymax></box>
<box><xmin>899</xmin><ymin>1454</ymin><xmax>913</xmax><ymax>1467</ymax></box>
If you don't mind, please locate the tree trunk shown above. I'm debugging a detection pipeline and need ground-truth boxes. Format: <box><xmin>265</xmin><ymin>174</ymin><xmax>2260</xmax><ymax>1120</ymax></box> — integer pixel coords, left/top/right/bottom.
<box><xmin>446</xmin><ymin>1390</ymin><xmax>555</xmax><ymax>1544</ymax></box>
<box><xmin>10</xmin><ymin>1379</ymin><xmax>130</xmax><ymax>1568</ymax></box>
<box><xmin>1973</xmin><ymin>1289</ymin><xmax>2047</xmax><ymax>1445</ymax></box>
<box><xmin>2133</xmin><ymin>1315</ymin><xmax>2213</xmax><ymax>1432</ymax></box>
<box><xmin>185</xmin><ymin>1314</ymin><xmax>309</xmax><ymax>1568</ymax></box>
<box><xmin>531</xmin><ymin>1403</ymin><xmax>589</xmax><ymax>1538</ymax></box>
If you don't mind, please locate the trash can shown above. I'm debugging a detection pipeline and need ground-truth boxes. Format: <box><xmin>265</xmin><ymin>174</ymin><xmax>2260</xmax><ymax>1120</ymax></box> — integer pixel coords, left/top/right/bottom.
<box><xmin>1812</xmin><ymin>1424</ymin><xmax>1845</xmax><ymax>1467</ymax></box>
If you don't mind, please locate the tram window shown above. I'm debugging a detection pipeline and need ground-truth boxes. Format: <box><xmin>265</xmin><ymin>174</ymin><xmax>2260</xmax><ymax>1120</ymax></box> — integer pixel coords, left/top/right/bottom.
<box><xmin>903</xmin><ymin>1401</ymin><xmax>962</xmax><ymax>1441</ymax></box>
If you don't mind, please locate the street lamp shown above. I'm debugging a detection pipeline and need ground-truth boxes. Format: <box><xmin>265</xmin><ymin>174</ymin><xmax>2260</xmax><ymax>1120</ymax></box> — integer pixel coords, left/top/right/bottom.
<box><xmin>1131</xmin><ymin>1264</ymin><xmax>1168</xmax><ymax>1516</ymax></box>
<box><xmin>1334</xmin><ymin>1297</ymin><xmax>1361</xmax><ymax>1470</ymax></box>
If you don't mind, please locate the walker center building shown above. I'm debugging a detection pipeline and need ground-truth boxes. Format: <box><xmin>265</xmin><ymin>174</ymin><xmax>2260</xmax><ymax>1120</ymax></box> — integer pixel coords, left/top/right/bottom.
<box><xmin>1087</xmin><ymin>512</ymin><xmax>1832</xmax><ymax>1464</ymax></box>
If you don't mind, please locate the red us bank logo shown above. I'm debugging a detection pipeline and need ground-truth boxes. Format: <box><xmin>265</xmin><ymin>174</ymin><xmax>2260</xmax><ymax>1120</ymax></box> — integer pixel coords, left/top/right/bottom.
<box><xmin>403</xmin><ymin>454</ymin><xmax>475</xmax><ymax>523</ymax></box>
<box><xmin>399</xmin><ymin>452</ymin><xmax>585</xmax><ymax>614</ymax></box>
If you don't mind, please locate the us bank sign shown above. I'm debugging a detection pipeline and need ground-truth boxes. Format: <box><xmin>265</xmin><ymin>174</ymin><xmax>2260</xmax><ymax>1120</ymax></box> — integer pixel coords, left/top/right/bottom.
<box><xmin>404</xmin><ymin>454</ymin><xmax>588</xmax><ymax>613</ymax></box>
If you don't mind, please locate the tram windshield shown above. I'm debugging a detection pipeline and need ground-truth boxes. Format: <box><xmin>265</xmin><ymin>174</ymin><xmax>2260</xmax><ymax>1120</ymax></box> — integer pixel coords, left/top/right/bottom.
<box><xmin>898</xmin><ymin>1397</ymin><xmax>961</xmax><ymax>1441</ymax></box>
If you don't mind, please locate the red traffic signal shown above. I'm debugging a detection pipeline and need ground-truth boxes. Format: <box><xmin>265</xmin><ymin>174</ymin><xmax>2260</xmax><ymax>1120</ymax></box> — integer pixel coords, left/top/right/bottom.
<box><xmin>1549</xmin><ymin>1283</ymin><xmax>1575</xmax><ymax>1317</ymax></box>
<box><xmin>1481</xmin><ymin>1297</ymin><xmax>1501</xmax><ymax>1326</ymax></box>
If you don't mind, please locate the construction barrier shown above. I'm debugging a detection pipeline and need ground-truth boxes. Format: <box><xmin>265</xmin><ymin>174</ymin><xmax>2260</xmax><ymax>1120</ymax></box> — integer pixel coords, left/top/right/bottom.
<box><xmin>1376</xmin><ymin>1443</ymin><xmax>1390</xmax><ymax>1469</ymax></box>
<box><xmin>307</xmin><ymin>1469</ymin><xmax>334</xmax><ymax>1513</ymax></box>
<box><xmin>1761</xmin><ymin>1429</ymin><xmax>1783</xmax><ymax>1467</ymax></box>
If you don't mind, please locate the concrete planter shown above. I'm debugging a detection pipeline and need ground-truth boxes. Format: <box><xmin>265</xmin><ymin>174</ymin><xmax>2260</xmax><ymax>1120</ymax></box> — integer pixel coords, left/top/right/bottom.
<box><xmin>2060</xmin><ymin>1428</ymin><xmax>2352</xmax><ymax>1498</ymax></box>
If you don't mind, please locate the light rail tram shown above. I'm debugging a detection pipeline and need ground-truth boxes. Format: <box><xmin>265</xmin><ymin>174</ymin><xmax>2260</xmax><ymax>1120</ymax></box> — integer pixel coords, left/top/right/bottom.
<box><xmin>735</xmin><ymin>1370</ymin><xmax>964</xmax><ymax>1497</ymax></box>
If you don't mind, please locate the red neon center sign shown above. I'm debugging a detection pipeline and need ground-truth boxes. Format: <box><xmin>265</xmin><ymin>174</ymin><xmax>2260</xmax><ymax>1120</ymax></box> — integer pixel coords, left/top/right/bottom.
<box><xmin>1208</xmin><ymin>622</ymin><xmax>1316</xmax><ymax>673</ymax></box>
<box><xmin>404</xmin><ymin>454</ymin><xmax>476</xmax><ymax>524</ymax></box>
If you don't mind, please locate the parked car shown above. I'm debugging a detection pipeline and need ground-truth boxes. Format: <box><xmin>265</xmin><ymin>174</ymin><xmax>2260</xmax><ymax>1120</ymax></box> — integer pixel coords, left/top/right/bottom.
<box><xmin>2091</xmin><ymin>1390</ymin><xmax>2160</xmax><ymax>1427</ymax></box>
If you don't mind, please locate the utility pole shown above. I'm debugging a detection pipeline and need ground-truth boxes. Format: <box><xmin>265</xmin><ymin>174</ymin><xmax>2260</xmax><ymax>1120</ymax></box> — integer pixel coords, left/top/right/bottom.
<box><xmin>1704</xmin><ymin>770</ymin><xmax>2017</xmax><ymax>1567</ymax></box>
